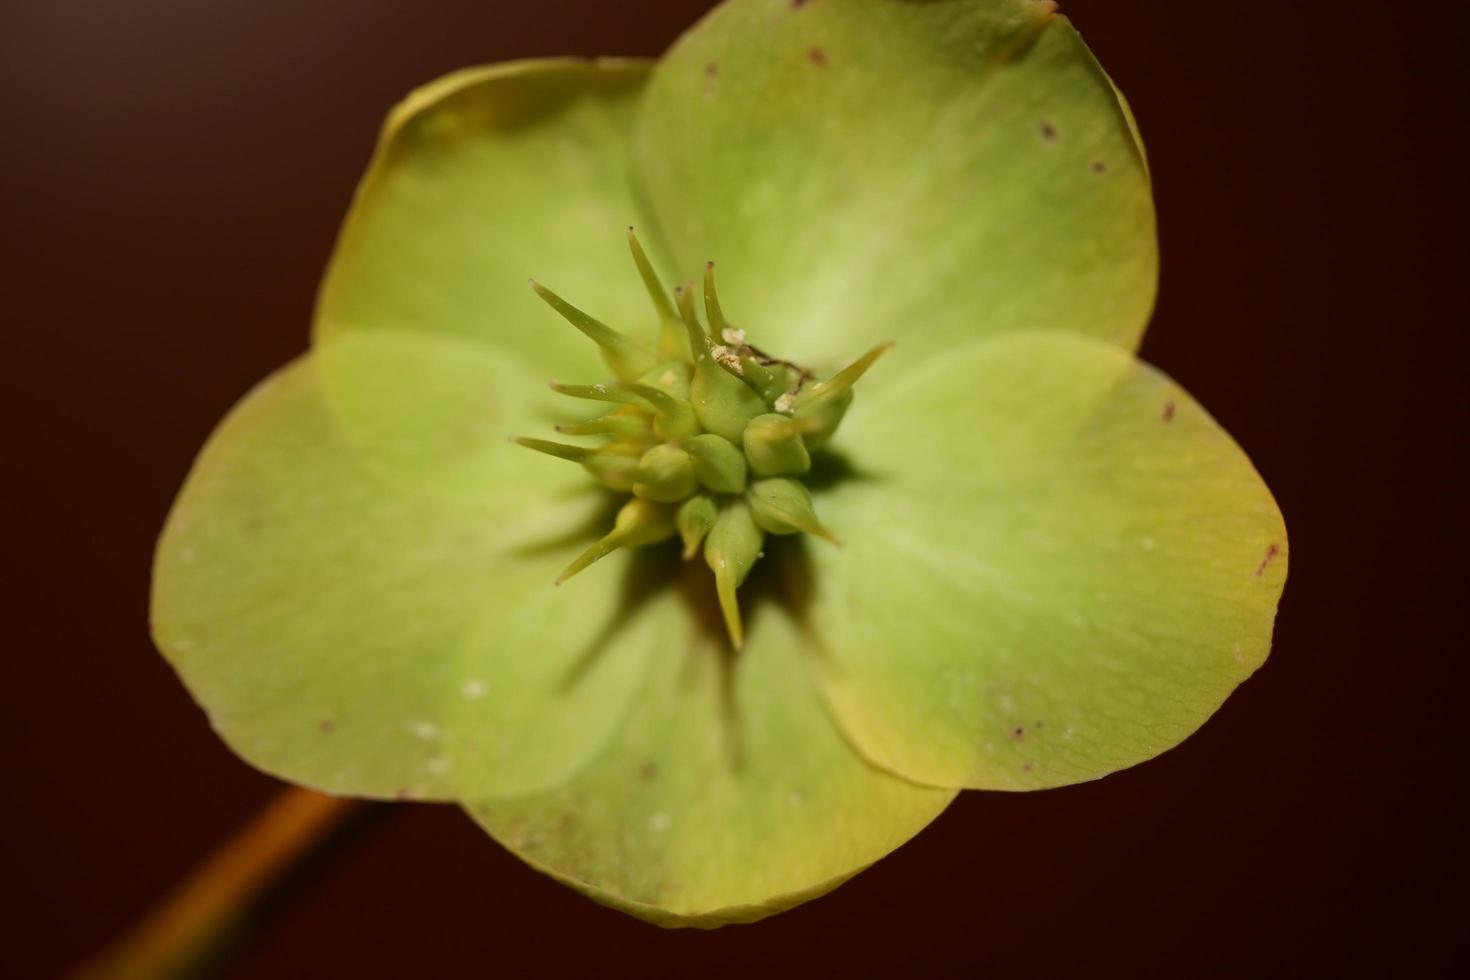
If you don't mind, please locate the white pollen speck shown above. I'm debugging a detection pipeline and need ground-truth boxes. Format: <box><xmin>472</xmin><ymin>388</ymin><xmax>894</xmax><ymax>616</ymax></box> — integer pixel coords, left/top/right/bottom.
<box><xmin>660</xmin><ymin>369</ymin><xmax>676</xmax><ymax>386</ymax></box>
<box><xmin>462</xmin><ymin>680</ymin><xmax>487</xmax><ymax>700</ymax></box>
<box><xmin>409</xmin><ymin>722</ymin><xmax>439</xmax><ymax>740</ymax></box>
<box><xmin>718</xmin><ymin>558</ymin><xmax>727</xmax><ymax>569</ymax></box>
<box><xmin>593</xmin><ymin>383</ymin><xmax>607</xmax><ymax>394</ymax></box>
<box><xmin>711</xmin><ymin>345</ymin><xmax>743</xmax><ymax>374</ymax></box>
<box><xmin>774</xmin><ymin>392</ymin><xmax>796</xmax><ymax>413</ymax></box>
<box><xmin>427</xmin><ymin>756</ymin><xmax>451</xmax><ymax>774</ymax></box>
<box><xmin>721</xmin><ymin>327</ymin><xmax>747</xmax><ymax>346</ymax></box>
<box><xmin>649</xmin><ymin>812</ymin><xmax>672</xmax><ymax>833</ymax></box>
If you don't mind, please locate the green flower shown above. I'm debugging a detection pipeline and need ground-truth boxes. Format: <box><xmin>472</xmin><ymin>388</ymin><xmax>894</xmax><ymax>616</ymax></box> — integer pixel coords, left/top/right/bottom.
<box><xmin>152</xmin><ymin>0</ymin><xmax>1287</xmax><ymax>927</ymax></box>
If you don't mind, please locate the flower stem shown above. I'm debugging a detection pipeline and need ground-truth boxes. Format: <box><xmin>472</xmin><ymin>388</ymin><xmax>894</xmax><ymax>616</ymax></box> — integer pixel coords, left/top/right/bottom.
<box><xmin>72</xmin><ymin>787</ymin><xmax>364</xmax><ymax>980</ymax></box>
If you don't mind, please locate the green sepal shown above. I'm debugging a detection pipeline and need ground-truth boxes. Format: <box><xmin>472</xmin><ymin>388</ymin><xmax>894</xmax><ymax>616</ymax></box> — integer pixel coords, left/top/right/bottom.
<box><xmin>747</xmin><ymin>478</ymin><xmax>840</xmax><ymax>545</ymax></box>
<box><xmin>154</xmin><ymin>331</ymin><xmax>673</xmax><ymax>804</ymax></box>
<box><xmin>633</xmin><ymin>1</ymin><xmax>1157</xmax><ymax>361</ymax></box>
<box><xmin>676</xmin><ymin>494</ymin><xmax>719</xmax><ymax>560</ymax></box>
<box><xmin>742</xmin><ymin>413</ymin><xmax>815</xmax><ymax>477</ymax></box>
<box><xmin>557</xmin><ymin>497</ymin><xmax>677</xmax><ymax>585</ymax></box>
<box><xmin>807</xmin><ymin>331</ymin><xmax>1286</xmax><ymax>790</ymax></box>
<box><xmin>684</xmin><ymin>433</ymin><xmax>748</xmax><ymax>494</ymax></box>
<box><xmin>633</xmin><ymin>444</ymin><xmax>698</xmax><ymax>503</ymax></box>
<box><xmin>703</xmin><ymin>500</ymin><xmax>765</xmax><ymax>650</ymax></box>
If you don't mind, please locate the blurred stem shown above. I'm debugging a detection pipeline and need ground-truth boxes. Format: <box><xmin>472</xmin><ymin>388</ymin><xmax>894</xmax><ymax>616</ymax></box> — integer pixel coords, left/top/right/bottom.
<box><xmin>73</xmin><ymin>787</ymin><xmax>363</xmax><ymax>980</ymax></box>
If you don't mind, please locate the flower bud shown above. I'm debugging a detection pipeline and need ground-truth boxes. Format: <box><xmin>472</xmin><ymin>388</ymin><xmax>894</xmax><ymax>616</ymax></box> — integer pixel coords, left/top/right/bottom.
<box><xmin>790</xmin><ymin>342</ymin><xmax>893</xmax><ymax>449</ymax></box>
<box><xmin>622</xmin><ymin>382</ymin><xmax>699</xmax><ymax>441</ymax></box>
<box><xmin>530</xmin><ymin>278</ymin><xmax>658</xmax><ymax>381</ymax></box>
<box><xmin>513</xmin><ymin>437</ymin><xmax>641</xmax><ymax>492</ymax></box>
<box><xmin>788</xmin><ymin>388</ymin><xmax>850</xmax><ymax>451</ymax></box>
<box><xmin>524</xmin><ymin>239</ymin><xmax>880</xmax><ymax>649</ymax></box>
<box><xmin>637</xmin><ymin>360</ymin><xmax>691</xmax><ymax>401</ymax></box>
<box><xmin>633</xmin><ymin>444</ymin><xmax>697</xmax><ymax>503</ymax></box>
<box><xmin>548</xmin><ymin>380</ymin><xmax>645</xmax><ymax>406</ymax></box>
<box><xmin>555</xmin><ymin>406</ymin><xmax>653</xmax><ymax>442</ymax></box>
<box><xmin>690</xmin><ymin>356</ymin><xmax>765</xmax><ymax>443</ymax></box>
<box><xmin>747</xmin><ymin>478</ymin><xmax>840</xmax><ymax>545</ymax></box>
<box><xmin>704</xmin><ymin>500</ymin><xmax>766</xmax><ymax>649</ymax></box>
<box><xmin>685</xmin><ymin>433</ymin><xmax>748</xmax><ymax>493</ymax></box>
<box><xmin>677</xmin><ymin>494</ymin><xmax>718</xmax><ymax>560</ymax></box>
<box><xmin>626</xmin><ymin>227</ymin><xmax>687</xmax><ymax>361</ymax></box>
<box><xmin>678</xmin><ymin>279</ymin><xmax>764</xmax><ymax>442</ymax></box>
<box><xmin>556</xmin><ymin>497</ymin><xmax>677</xmax><ymax>585</ymax></box>
<box><xmin>742</xmin><ymin>413</ymin><xmax>816</xmax><ymax>477</ymax></box>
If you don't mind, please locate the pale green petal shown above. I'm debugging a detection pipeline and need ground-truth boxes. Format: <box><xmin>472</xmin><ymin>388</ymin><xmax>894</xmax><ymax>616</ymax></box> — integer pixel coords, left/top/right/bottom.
<box><xmin>315</xmin><ymin>59</ymin><xmax>661</xmax><ymax>378</ymax></box>
<box><xmin>804</xmin><ymin>333</ymin><xmax>1287</xmax><ymax>789</ymax></box>
<box><xmin>470</xmin><ymin>576</ymin><xmax>956</xmax><ymax>926</ymax></box>
<box><xmin>635</xmin><ymin>0</ymin><xmax>1156</xmax><ymax>365</ymax></box>
<box><xmin>152</xmin><ymin>333</ymin><xmax>668</xmax><ymax>800</ymax></box>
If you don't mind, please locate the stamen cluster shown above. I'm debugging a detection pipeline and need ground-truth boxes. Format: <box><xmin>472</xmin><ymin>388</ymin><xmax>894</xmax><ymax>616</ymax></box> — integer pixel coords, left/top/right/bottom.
<box><xmin>517</xmin><ymin>230</ymin><xmax>889</xmax><ymax>648</ymax></box>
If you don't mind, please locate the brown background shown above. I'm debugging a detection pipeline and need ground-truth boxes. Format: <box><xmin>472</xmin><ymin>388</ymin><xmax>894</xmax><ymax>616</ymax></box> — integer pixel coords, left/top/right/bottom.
<box><xmin>7</xmin><ymin>0</ymin><xmax>1465</xmax><ymax>976</ymax></box>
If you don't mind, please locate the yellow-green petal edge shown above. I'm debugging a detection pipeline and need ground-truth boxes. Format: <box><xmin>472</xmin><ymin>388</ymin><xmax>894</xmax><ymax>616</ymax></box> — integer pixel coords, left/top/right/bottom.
<box><xmin>802</xmin><ymin>332</ymin><xmax>1286</xmax><ymax>789</ymax></box>
<box><xmin>634</xmin><ymin>0</ymin><xmax>1156</xmax><ymax>365</ymax></box>
<box><xmin>152</xmin><ymin>333</ymin><xmax>668</xmax><ymax>801</ymax></box>
<box><xmin>315</xmin><ymin>59</ymin><xmax>661</xmax><ymax>378</ymax></box>
<box><xmin>470</xmin><ymin>583</ymin><xmax>956</xmax><ymax>926</ymax></box>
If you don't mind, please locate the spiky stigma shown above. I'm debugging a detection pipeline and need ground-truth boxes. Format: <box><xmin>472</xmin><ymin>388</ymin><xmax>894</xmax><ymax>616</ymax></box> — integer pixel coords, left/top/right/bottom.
<box><xmin>516</xmin><ymin>229</ymin><xmax>889</xmax><ymax>648</ymax></box>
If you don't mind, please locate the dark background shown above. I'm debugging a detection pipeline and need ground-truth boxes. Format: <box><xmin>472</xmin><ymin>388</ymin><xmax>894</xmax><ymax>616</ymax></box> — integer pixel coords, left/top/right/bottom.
<box><xmin>7</xmin><ymin>0</ymin><xmax>1464</xmax><ymax>976</ymax></box>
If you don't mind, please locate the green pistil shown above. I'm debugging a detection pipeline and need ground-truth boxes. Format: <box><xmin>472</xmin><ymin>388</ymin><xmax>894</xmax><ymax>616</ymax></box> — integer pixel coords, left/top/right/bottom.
<box><xmin>743</xmin><ymin>413</ymin><xmax>818</xmax><ymax>477</ymax></box>
<box><xmin>677</xmin><ymin>494</ymin><xmax>719</xmax><ymax>560</ymax></box>
<box><xmin>748</xmin><ymin>478</ymin><xmax>841</xmax><ymax>546</ymax></box>
<box><xmin>547</xmin><ymin>380</ymin><xmax>645</xmax><ymax>406</ymax></box>
<box><xmin>685</xmin><ymin>433</ymin><xmax>748</xmax><ymax>493</ymax></box>
<box><xmin>678</xmin><ymin>276</ymin><xmax>766</xmax><ymax>442</ymax></box>
<box><xmin>556</xmin><ymin>407</ymin><xmax>652</xmax><ymax>440</ymax></box>
<box><xmin>704</xmin><ymin>500</ymin><xmax>764</xmax><ymax>651</ymax></box>
<box><xmin>625</xmin><ymin>227</ymin><xmax>685</xmax><ymax>360</ymax></box>
<box><xmin>530</xmin><ymin>279</ymin><xmax>658</xmax><ymax>381</ymax></box>
<box><xmin>515</xmin><ymin>232</ymin><xmax>889</xmax><ymax>648</ymax></box>
<box><xmin>633</xmin><ymin>444</ymin><xmax>697</xmax><ymax>503</ymax></box>
<box><xmin>557</xmin><ymin>498</ymin><xmax>676</xmax><ymax>586</ymax></box>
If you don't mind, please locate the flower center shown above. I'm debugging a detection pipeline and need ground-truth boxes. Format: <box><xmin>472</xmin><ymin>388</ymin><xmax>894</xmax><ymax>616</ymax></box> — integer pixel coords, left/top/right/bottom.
<box><xmin>515</xmin><ymin>229</ymin><xmax>890</xmax><ymax>649</ymax></box>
